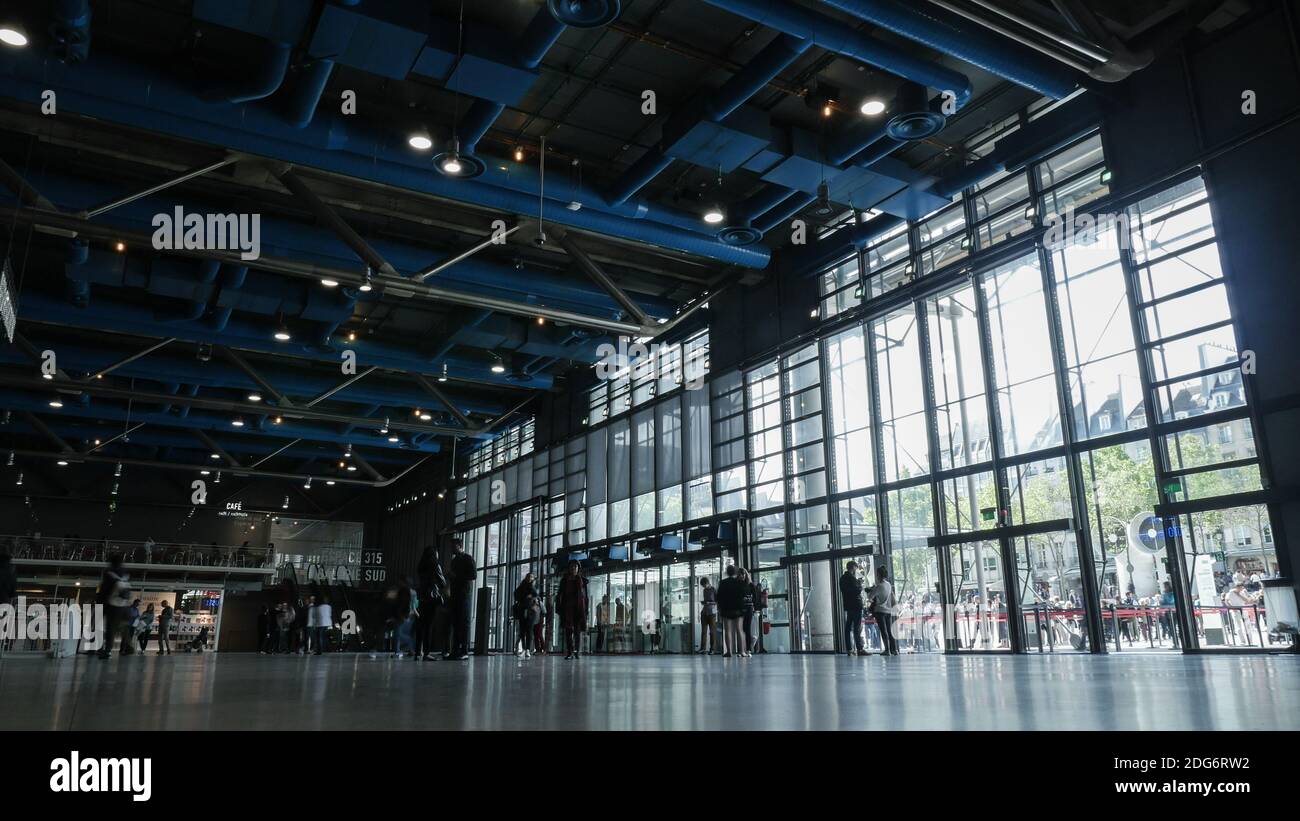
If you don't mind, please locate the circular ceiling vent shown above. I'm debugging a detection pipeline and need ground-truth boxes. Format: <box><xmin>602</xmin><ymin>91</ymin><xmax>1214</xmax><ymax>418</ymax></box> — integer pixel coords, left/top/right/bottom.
<box><xmin>548</xmin><ymin>0</ymin><xmax>622</xmax><ymax>28</ymax></box>
<box><xmin>886</xmin><ymin>109</ymin><xmax>947</xmax><ymax>141</ymax></box>
<box><xmin>717</xmin><ymin>224</ymin><xmax>763</xmax><ymax>246</ymax></box>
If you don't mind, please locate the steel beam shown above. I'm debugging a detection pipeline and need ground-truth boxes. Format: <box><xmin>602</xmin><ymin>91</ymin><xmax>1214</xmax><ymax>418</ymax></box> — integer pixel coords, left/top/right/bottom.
<box><xmin>0</xmin><ymin>157</ymin><xmax>55</xmax><ymax>209</ymax></box>
<box><xmin>4</xmin><ymin>446</ymin><xmax>429</xmax><ymax>487</ymax></box>
<box><xmin>84</xmin><ymin>421</ymin><xmax>147</xmax><ymax>455</ymax></box>
<box><xmin>249</xmin><ymin>438</ymin><xmax>302</xmax><ymax>469</ymax></box>
<box><xmin>81</xmin><ymin>155</ymin><xmax>241</xmax><ymax>219</ymax></box>
<box><xmin>193</xmin><ymin>429</ymin><xmax>240</xmax><ymax>468</ymax></box>
<box><xmin>552</xmin><ymin>228</ymin><xmax>653</xmax><ymax>326</ymax></box>
<box><xmin>350</xmin><ymin>451</ymin><xmax>386</xmax><ymax>482</ymax></box>
<box><xmin>22</xmin><ymin>412</ymin><xmax>76</xmax><ymax>454</ymax></box>
<box><xmin>274</xmin><ymin>167</ymin><xmax>399</xmax><ymax>277</ymax></box>
<box><xmin>12</xmin><ymin>331</ymin><xmax>72</xmax><ymax>380</ymax></box>
<box><xmin>89</xmin><ymin>337</ymin><xmax>176</xmax><ymax>380</ymax></box>
<box><xmin>303</xmin><ymin>366</ymin><xmax>378</xmax><ymax>408</ymax></box>
<box><xmin>416</xmin><ymin>224</ymin><xmax>523</xmax><ymax>281</ymax></box>
<box><xmin>482</xmin><ymin>393</ymin><xmax>538</xmax><ymax>433</ymax></box>
<box><xmin>0</xmin><ymin>373</ymin><xmax>480</xmax><ymax>437</ymax></box>
<box><xmin>412</xmin><ymin>373</ymin><xmax>474</xmax><ymax>429</ymax></box>
<box><xmin>0</xmin><ymin>206</ymin><xmax>655</xmax><ymax>336</ymax></box>
<box><xmin>222</xmin><ymin>347</ymin><xmax>295</xmax><ymax>408</ymax></box>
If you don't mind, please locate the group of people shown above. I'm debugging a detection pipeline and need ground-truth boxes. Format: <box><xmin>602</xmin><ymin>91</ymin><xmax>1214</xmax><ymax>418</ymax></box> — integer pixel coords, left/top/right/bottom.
<box><xmin>256</xmin><ymin>596</ymin><xmax>336</xmax><ymax>655</ymax></box>
<box><xmin>699</xmin><ymin>565</ymin><xmax>764</xmax><ymax>657</ymax></box>
<box><xmin>838</xmin><ymin>561</ymin><xmax>899</xmax><ymax>656</ymax></box>
<box><xmin>94</xmin><ymin>554</ymin><xmax>209</xmax><ymax>657</ymax></box>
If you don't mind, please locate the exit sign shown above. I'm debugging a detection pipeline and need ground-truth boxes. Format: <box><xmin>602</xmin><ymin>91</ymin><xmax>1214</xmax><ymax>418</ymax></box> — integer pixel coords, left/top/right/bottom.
<box><xmin>1162</xmin><ymin>479</ymin><xmax>1183</xmax><ymax>495</ymax></box>
<box><xmin>981</xmin><ymin>507</ymin><xmax>997</xmax><ymax>522</ymax></box>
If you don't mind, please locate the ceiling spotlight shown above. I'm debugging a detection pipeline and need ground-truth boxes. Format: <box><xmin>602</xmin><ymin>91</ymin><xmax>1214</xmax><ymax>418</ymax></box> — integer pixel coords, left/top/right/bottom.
<box><xmin>388</xmin><ymin>435</ymin><xmax>401</xmax><ymax>443</ymax></box>
<box><xmin>15</xmin><ymin>472</ymin><xmax>22</xmax><ymax>486</ymax></box>
<box><xmin>200</xmin><ymin>470</ymin><xmax>210</xmax><ymax>476</ymax></box>
<box><xmin>419</xmin><ymin>412</ymin><xmax>432</xmax><ymax>421</ymax></box>
<box><xmin>303</xmin><ymin>477</ymin><xmax>312</xmax><ymax>489</ymax></box>
<box><xmin>490</xmin><ymin>358</ymin><xmax>506</xmax><ymax>375</ymax></box>
<box><xmin>114</xmin><ymin>462</ymin><xmax>122</xmax><ymax>477</ymax></box>
<box><xmin>94</xmin><ymin>439</ymin><xmax>101</xmax><ymax>447</ymax></box>
<box><xmin>437</xmin><ymin>489</ymin><xmax>447</xmax><ymax>499</ymax></box>
<box><xmin>273</xmin><ymin>416</ymin><xmax>283</xmax><ymax>424</ymax></box>
<box><xmin>823</xmin><ymin>104</ymin><xmax>833</xmax><ymax>118</ymax></box>
<box><xmin>358</xmin><ymin>268</ymin><xmax>373</xmax><ymax>293</ymax></box>
<box><xmin>380</xmin><ymin>417</ymin><xmax>389</xmax><ymax>434</ymax></box>
<box><xmin>274</xmin><ymin>325</ymin><xmax>291</xmax><ymax>342</ymax></box>
<box><xmin>347</xmin><ymin>330</ymin><xmax>357</xmax><ymax>342</ymax></box>
<box><xmin>514</xmin><ymin>146</ymin><xmax>525</xmax><ymax>162</ymax></box>
<box><xmin>860</xmin><ymin>99</ymin><xmax>887</xmax><ymax>116</ymax></box>
<box><xmin>811</xmin><ymin>180</ymin><xmax>836</xmax><ymax>218</ymax></box>
<box><xmin>338</xmin><ymin>460</ymin><xmax>346</xmax><ymax>469</ymax></box>
<box><xmin>408</xmin><ymin>133</ymin><xmax>433</xmax><ymax>151</ymax></box>
<box><xmin>247</xmin><ymin>392</ymin><xmax>263</xmax><ymax>402</ymax></box>
<box><xmin>703</xmin><ymin>205</ymin><xmax>725</xmax><ymax>225</ymax></box>
<box><xmin>49</xmin><ymin>398</ymin><xmax>64</xmax><ymax>408</ymax></box>
<box><xmin>437</xmin><ymin>363</ymin><xmax>448</xmax><ymax>383</ymax></box>
<box><xmin>5</xmin><ymin>450</ymin><xmax>12</xmax><ymax>467</ymax></box>
<box><xmin>326</xmin><ymin>480</ymin><xmax>336</xmax><ymax>486</ymax></box>
<box><xmin>41</xmin><ymin>372</ymin><xmax>53</xmax><ymax>380</ymax></box>
<box><xmin>0</xmin><ymin>27</ymin><xmax>30</xmax><ymax>47</ymax></box>
<box><xmin>320</xmin><ymin>277</ymin><xmax>339</xmax><ymax>288</ymax></box>
<box><xmin>438</xmin><ymin>137</ymin><xmax>465</xmax><ymax>176</ymax></box>
<box><xmin>282</xmin><ymin>496</ymin><xmax>290</xmax><ymax>510</ymax></box>
<box><xmin>346</xmin><ymin>464</ymin><xmax>358</xmax><ymax>472</ymax></box>
<box><xmin>210</xmin><ymin>453</ymin><xmax>221</xmax><ymax>460</ymax></box>
<box><xmin>214</xmin><ymin>471</ymin><xmax>222</xmax><ymax>484</ymax></box>
<box><xmin>111</xmin><ymin>483</ymin><xmax>119</xmax><ymax>496</ymax></box>
<box><xmin>231</xmin><ymin>417</ymin><xmax>245</xmax><ymax>427</ymax></box>
<box><xmin>413</xmin><ymin>408</ymin><xmax>422</xmax><ymax>418</ymax></box>
<box><xmin>114</xmin><ymin>241</ymin><xmax>127</xmax><ymax>253</ymax></box>
<box><xmin>56</xmin><ymin>459</ymin><xmax>69</xmax><ymax>466</ymax></box>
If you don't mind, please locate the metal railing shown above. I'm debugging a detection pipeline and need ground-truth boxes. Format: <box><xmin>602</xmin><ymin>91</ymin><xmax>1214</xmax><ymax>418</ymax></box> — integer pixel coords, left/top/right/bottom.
<box><xmin>1</xmin><ymin>535</ymin><xmax>273</xmax><ymax>568</ymax></box>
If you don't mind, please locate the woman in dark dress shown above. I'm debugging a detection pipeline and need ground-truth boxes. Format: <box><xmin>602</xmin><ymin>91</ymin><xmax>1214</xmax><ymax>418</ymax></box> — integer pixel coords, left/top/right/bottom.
<box><xmin>556</xmin><ymin>560</ymin><xmax>588</xmax><ymax>660</ymax></box>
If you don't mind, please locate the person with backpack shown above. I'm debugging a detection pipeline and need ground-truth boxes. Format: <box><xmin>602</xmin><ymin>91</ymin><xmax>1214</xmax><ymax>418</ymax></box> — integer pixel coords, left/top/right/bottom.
<box><xmin>137</xmin><ymin>603</ymin><xmax>156</xmax><ymax>653</ymax></box>
<box><xmin>157</xmin><ymin>600</ymin><xmax>174</xmax><ymax>655</ymax></box>
<box><xmin>96</xmin><ymin>555</ymin><xmax>132</xmax><ymax>659</ymax></box>
<box><xmin>716</xmin><ymin>564</ymin><xmax>747</xmax><ymax>658</ymax></box>
<box><xmin>737</xmin><ymin>567</ymin><xmax>756</xmax><ymax>658</ymax></box>
<box><xmin>698</xmin><ymin>576</ymin><xmax>717</xmax><ymax>655</ymax></box>
<box><xmin>514</xmin><ymin>572</ymin><xmax>541</xmax><ymax>659</ymax></box>
<box><xmin>839</xmin><ymin>561</ymin><xmax>866</xmax><ymax>656</ymax></box>
<box><xmin>276</xmin><ymin>601</ymin><xmax>295</xmax><ymax>654</ymax></box>
<box><xmin>867</xmin><ymin>566</ymin><xmax>899</xmax><ymax>656</ymax></box>
<box><xmin>415</xmin><ymin>545</ymin><xmax>447</xmax><ymax>660</ymax></box>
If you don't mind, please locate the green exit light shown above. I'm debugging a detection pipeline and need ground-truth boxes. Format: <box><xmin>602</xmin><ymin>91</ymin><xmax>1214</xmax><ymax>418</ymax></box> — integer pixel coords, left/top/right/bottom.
<box><xmin>1162</xmin><ymin>479</ymin><xmax>1183</xmax><ymax>495</ymax></box>
<box><xmin>981</xmin><ymin>507</ymin><xmax>997</xmax><ymax>522</ymax></box>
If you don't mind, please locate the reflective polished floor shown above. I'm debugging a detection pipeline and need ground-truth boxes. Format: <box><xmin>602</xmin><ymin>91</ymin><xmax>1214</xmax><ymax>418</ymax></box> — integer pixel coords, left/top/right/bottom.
<box><xmin>1</xmin><ymin>650</ymin><xmax>1297</xmax><ymax>731</ymax></box>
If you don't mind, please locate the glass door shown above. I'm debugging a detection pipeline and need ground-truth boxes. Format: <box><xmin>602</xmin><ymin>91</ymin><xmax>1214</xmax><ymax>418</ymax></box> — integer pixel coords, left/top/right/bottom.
<box><xmin>663</xmin><ymin>561</ymin><xmax>692</xmax><ymax>653</ymax></box>
<box><xmin>786</xmin><ymin>558</ymin><xmax>835</xmax><ymax>652</ymax></box>
<box><xmin>946</xmin><ymin>540</ymin><xmax>1010</xmax><ymax>651</ymax></box>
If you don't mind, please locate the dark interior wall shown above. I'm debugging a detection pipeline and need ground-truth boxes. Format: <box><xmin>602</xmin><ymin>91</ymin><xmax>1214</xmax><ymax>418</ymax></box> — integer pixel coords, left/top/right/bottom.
<box><xmin>0</xmin><ymin>493</ymin><xmax>270</xmax><ymax>547</ymax></box>
<box><xmin>711</xmin><ymin>262</ymin><xmax>819</xmax><ymax>375</ymax></box>
<box><xmin>1099</xmin><ymin>2</ymin><xmax>1300</xmax><ymax>589</ymax></box>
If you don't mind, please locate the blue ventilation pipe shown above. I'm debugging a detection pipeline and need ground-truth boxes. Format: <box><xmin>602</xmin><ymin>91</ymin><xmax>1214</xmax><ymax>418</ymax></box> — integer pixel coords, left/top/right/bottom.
<box><xmin>0</xmin><ymin>50</ymin><xmax>769</xmax><ymax>269</ymax></box>
<box><xmin>64</xmin><ymin>238</ymin><xmax>90</xmax><ymax>308</ymax></box>
<box><xmin>284</xmin><ymin>59</ymin><xmax>338</xmax><ymax>128</ymax></box>
<box><xmin>459</xmin><ymin>7</ymin><xmax>566</xmax><ymax>153</ymax></box>
<box><xmin>208</xmin><ymin>42</ymin><xmax>294</xmax><ymax>104</ymax></box>
<box><xmin>606</xmin><ymin>33</ymin><xmax>813</xmax><ymax>206</ymax></box>
<box><xmin>754</xmin><ymin>192</ymin><xmax>817</xmax><ymax>234</ymax></box>
<box><xmin>701</xmin><ymin>0</ymin><xmax>974</xmax><ymax>104</ymax></box>
<box><xmin>50</xmin><ymin>0</ymin><xmax>93</xmax><ymax>64</ymax></box>
<box><xmin>814</xmin><ymin>0</ymin><xmax>1079</xmax><ymax>99</ymax></box>
<box><xmin>163</xmin><ymin>259</ymin><xmax>221</xmax><ymax>322</ymax></box>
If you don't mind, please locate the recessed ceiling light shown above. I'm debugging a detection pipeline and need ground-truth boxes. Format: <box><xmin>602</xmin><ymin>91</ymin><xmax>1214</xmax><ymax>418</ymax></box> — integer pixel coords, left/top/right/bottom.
<box><xmin>210</xmin><ymin>453</ymin><xmax>221</xmax><ymax>460</ymax></box>
<box><xmin>419</xmin><ymin>412</ymin><xmax>432</xmax><ymax>421</ymax></box>
<box><xmin>408</xmin><ymin>134</ymin><xmax>433</xmax><ymax>150</ymax></box>
<box><xmin>56</xmin><ymin>459</ymin><xmax>68</xmax><ymax>466</ymax></box>
<box><xmin>703</xmin><ymin>206</ymin><xmax>725</xmax><ymax>225</ymax></box>
<box><xmin>320</xmin><ymin>277</ymin><xmax>339</xmax><ymax>288</ymax></box>
<box><xmin>860</xmin><ymin>99</ymin><xmax>887</xmax><ymax>116</ymax></box>
<box><xmin>388</xmin><ymin>436</ymin><xmax>400</xmax><ymax>443</ymax></box>
<box><xmin>0</xmin><ymin>28</ymin><xmax>29</xmax><ymax>48</ymax></box>
<box><xmin>231</xmin><ymin>417</ymin><xmax>245</xmax><ymax>427</ymax></box>
<box><xmin>200</xmin><ymin>470</ymin><xmax>210</xmax><ymax>476</ymax></box>
<box><xmin>346</xmin><ymin>464</ymin><xmax>357</xmax><ymax>472</ymax></box>
<box><xmin>114</xmin><ymin>241</ymin><xmax>127</xmax><ymax>253</ymax></box>
<box><xmin>48</xmin><ymin>398</ymin><xmax>63</xmax><ymax>408</ymax></box>
<box><xmin>274</xmin><ymin>326</ymin><xmax>291</xmax><ymax>342</ymax></box>
<box><xmin>247</xmin><ymin>392</ymin><xmax>262</xmax><ymax>402</ymax></box>
<box><xmin>326</xmin><ymin>480</ymin><xmax>336</xmax><ymax>486</ymax></box>
<box><xmin>41</xmin><ymin>373</ymin><xmax>53</xmax><ymax>380</ymax></box>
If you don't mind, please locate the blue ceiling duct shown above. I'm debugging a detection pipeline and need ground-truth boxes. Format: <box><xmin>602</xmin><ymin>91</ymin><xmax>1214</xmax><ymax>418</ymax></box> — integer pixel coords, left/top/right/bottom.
<box><xmin>0</xmin><ymin>397</ymin><xmax>440</xmax><ymax>457</ymax></box>
<box><xmin>14</xmin><ymin>292</ymin><xmax>556</xmax><ymax>390</ymax></box>
<box><xmin>0</xmin><ymin>333</ymin><xmax>515</xmax><ymax>417</ymax></box>
<box><xmin>606</xmin><ymin>33</ymin><xmax>813</xmax><ymax>207</ymax></box>
<box><xmin>50</xmin><ymin>0</ymin><xmax>93</xmax><ymax>64</ymax></box>
<box><xmin>0</xmin><ymin>50</ymin><xmax>770</xmax><ymax>269</ymax></box>
<box><xmin>814</xmin><ymin>0</ymin><xmax>1079</xmax><ymax>99</ymax></box>
<box><xmin>547</xmin><ymin>0</ymin><xmax>622</xmax><ymax>28</ymax></box>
